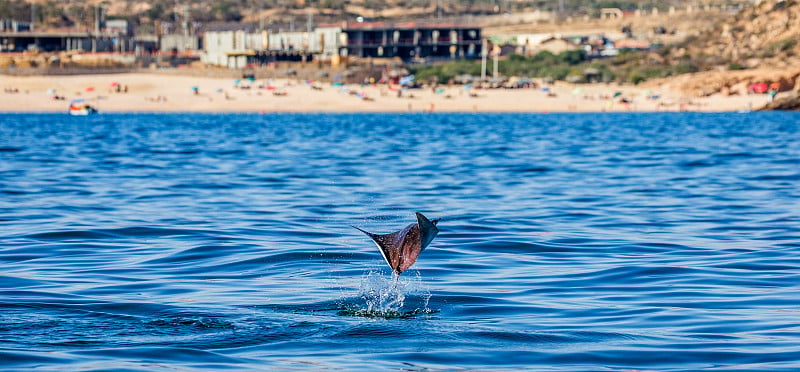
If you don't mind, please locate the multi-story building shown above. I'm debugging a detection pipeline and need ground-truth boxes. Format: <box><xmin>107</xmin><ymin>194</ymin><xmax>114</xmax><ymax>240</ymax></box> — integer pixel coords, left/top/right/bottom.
<box><xmin>339</xmin><ymin>21</ymin><xmax>482</xmax><ymax>60</ymax></box>
<box><xmin>202</xmin><ymin>25</ymin><xmax>342</xmax><ymax>68</ymax></box>
<box><xmin>0</xmin><ymin>18</ymin><xmax>133</xmax><ymax>53</ymax></box>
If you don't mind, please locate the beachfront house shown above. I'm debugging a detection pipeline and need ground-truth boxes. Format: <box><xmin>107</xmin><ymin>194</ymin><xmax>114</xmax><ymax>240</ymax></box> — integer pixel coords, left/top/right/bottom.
<box><xmin>0</xmin><ymin>29</ymin><xmax>132</xmax><ymax>53</ymax></box>
<box><xmin>532</xmin><ymin>37</ymin><xmax>582</xmax><ymax>55</ymax></box>
<box><xmin>160</xmin><ymin>34</ymin><xmax>201</xmax><ymax>54</ymax></box>
<box><xmin>202</xmin><ymin>25</ymin><xmax>342</xmax><ymax>68</ymax></box>
<box><xmin>0</xmin><ymin>19</ymin><xmax>31</xmax><ymax>33</ymax></box>
<box><xmin>1</xmin><ymin>17</ymin><xmax>134</xmax><ymax>53</ymax></box>
<box><xmin>265</xmin><ymin>25</ymin><xmax>341</xmax><ymax>61</ymax></box>
<box><xmin>202</xmin><ymin>28</ymin><xmax>262</xmax><ymax>68</ymax></box>
<box><xmin>339</xmin><ymin>21</ymin><xmax>482</xmax><ymax>61</ymax></box>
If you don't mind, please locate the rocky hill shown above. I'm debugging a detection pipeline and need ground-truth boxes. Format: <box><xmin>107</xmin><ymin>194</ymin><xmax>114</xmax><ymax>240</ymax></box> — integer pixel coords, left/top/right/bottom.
<box><xmin>6</xmin><ymin>1</ymin><xmax>752</xmax><ymax>29</ymax></box>
<box><xmin>673</xmin><ymin>0</ymin><xmax>800</xmax><ymax>70</ymax></box>
<box><xmin>648</xmin><ymin>0</ymin><xmax>800</xmax><ymax>102</ymax></box>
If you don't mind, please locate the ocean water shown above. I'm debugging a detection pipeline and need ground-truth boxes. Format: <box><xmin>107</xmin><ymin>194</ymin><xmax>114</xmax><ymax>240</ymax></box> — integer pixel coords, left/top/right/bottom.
<box><xmin>1</xmin><ymin>112</ymin><xmax>799</xmax><ymax>371</ymax></box>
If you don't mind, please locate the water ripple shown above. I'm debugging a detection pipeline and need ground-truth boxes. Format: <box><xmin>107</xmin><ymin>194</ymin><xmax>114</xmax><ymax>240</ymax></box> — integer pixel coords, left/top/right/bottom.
<box><xmin>0</xmin><ymin>112</ymin><xmax>799</xmax><ymax>370</ymax></box>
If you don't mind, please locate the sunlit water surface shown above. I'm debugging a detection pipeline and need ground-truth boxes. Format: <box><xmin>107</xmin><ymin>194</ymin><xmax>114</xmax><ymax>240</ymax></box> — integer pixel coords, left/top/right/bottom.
<box><xmin>1</xmin><ymin>112</ymin><xmax>799</xmax><ymax>371</ymax></box>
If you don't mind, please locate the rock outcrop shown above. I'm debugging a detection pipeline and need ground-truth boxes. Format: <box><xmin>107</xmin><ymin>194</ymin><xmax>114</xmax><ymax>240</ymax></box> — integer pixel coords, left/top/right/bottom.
<box><xmin>759</xmin><ymin>93</ymin><xmax>800</xmax><ymax>110</ymax></box>
<box><xmin>652</xmin><ymin>66</ymin><xmax>800</xmax><ymax>97</ymax></box>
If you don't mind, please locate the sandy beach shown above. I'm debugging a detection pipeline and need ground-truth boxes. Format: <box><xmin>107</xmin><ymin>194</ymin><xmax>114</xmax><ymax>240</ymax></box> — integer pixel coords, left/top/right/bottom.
<box><xmin>0</xmin><ymin>72</ymin><xmax>767</xmax><ymax>113</ymax></box>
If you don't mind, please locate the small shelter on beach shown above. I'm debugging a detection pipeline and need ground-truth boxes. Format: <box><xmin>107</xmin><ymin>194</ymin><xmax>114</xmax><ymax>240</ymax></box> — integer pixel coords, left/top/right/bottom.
<box><xmin>532</xmin><ymin>37</ymin><xmax>581</xmax><ymax>55</ymax></box>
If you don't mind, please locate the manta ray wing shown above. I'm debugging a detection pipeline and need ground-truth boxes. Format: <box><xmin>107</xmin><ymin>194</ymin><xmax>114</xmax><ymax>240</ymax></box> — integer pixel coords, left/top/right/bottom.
<box><xmin>415</xmin><ymin>212</ymin><xmax>440</xmax><ymax>253</ymax></box>
<box><xmin>353</xmin><ymin>226</ymin><xmax>409</xmax><ymax>272</ymax></box>
<box><xmin>354</xmin><ymin>213</ymin><xmax>439</xmax><ymax>275</ymax></box>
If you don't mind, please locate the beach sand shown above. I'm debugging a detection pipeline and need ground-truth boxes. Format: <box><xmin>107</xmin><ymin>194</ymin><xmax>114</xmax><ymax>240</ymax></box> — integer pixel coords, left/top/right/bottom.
<box><xmin>0</xmin><ymin>72</ymin><xmax>765</xmax><ymax>113</ymax></box>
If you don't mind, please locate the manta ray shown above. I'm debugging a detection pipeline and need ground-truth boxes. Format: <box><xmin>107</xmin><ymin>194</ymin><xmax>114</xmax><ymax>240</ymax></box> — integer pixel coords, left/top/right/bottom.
<box><xmin>354</xmin><ymin>212</ymin><xmax>440</xmax><ymax>275</ymax></box>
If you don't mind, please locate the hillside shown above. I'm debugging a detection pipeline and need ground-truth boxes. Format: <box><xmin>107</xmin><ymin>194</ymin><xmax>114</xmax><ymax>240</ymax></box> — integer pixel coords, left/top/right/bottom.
<box><xmin>4</xmin><ymin>0</ymin><xmax>752</xmax><ymax>30</ymax></box>
<box><xmin>674</xmin><ymin>0</ymin><xmax>800</xmax><ymax>70</ymax></box>
<box><xmin>650</xmin><ymin>0</ymin><xmax>800</xmax><ymax>98</ymax></box>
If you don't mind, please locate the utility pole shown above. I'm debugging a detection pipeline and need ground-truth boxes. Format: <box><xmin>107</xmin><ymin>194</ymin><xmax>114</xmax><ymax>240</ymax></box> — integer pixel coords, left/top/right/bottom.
<box><xmin>182</xmin><ymin>3</ymin><xmax>190</xmax><ymax>37</ymax></box>
<box><xmin>492</xmin><ymin>49</ymin><xmax>498</xmax><ymax>79</ymax></box>
<box><xmin>30</xmin><ymin>1</ymin><xmax>35</xmax><ymax>31</ymax></box>
<box><xmin>93</xmin><ymin>5</ymin><xmax>99</xmax><ymax>53</ymax></box>
<box><xmin>480</xmin><ymin>38</ymin><xmax>487</xmax><ymax>82</ymax></box>
<box><xmin>307</xmin><ymin>8</ymin><xmax>313</xmax><ymax>34</ymax></box>
<box><xmin>259</xmin><ymin>0</ymin><xmax>265</xmax><ymax>31</ymax></box>
<box><xmin>490</xmin><ymin>41</ymin><xmax>499</xmax><ymax>79</ymax></box>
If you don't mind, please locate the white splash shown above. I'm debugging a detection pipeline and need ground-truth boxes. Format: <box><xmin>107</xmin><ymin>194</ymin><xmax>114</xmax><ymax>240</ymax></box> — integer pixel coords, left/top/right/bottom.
<box><xmin>353</xmin><ymin>270</ymin><xmax>432</xmax><ymax>318</ymax></box>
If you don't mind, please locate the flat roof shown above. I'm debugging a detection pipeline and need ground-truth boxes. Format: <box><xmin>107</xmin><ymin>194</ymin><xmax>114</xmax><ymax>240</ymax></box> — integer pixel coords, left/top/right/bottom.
<box><xmin>0</xmin><ymin>31</ymin><xmax>121</xmax><ymax>38</ymax></box>
<box><xmin>343</xmin><ymin>21</ymin><xmax>480</xmax><ymax>30</ymax></box>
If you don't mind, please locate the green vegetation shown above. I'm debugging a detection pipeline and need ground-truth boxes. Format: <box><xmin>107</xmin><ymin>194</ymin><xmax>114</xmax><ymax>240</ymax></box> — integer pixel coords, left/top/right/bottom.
<box><xmin>411</xmin><ymin>50</ymin><xmax>606</xmax><ymax>83</ymax></box>
<box><xmin>408</xmin><ymin>47</ymin><xmax>711</xmax><ymax>85</ymax></box>
<box><xmin>764</xmin><ymin>38</ymin><xmax>797</xmax><ymax>57</ymax></box>
<box><xmin>412</xmin><ymin>59</ymin><xmax>483</xmax><ymax>83</ymax></box>
<box><xmin>727</xmin><ymin>62</ymin><xmax>747</xmax><ymax>71</ymax></box>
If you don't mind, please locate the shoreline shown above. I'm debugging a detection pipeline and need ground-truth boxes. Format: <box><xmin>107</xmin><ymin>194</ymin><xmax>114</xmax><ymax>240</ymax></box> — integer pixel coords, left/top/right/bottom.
<box><xmin>0</xmin><ymin>72</ymin><xmax>772</xmax><ymax>114</ymax></box>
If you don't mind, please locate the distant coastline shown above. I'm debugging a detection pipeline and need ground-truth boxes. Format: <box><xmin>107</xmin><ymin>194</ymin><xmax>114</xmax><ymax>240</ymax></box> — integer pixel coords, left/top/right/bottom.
<box><xmin>1</xmin><ymin>71</ymin><xmax>781</xmax><ymax>113</ymax></box>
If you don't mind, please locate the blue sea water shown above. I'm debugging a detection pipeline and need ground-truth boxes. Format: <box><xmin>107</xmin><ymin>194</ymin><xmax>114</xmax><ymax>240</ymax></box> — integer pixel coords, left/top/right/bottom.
<box><xmin>1</xmin><ymin>112</ymin><xmax>799</xmax><ymax>371</ymax></box>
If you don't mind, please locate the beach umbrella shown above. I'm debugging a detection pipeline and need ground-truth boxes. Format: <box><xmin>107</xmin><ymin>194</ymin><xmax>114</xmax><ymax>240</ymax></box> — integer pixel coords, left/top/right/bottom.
<box><xmin>110</xmin><ymin>82</ymin><xmax>119</xmax><ymax>87</ymax></box>
<box><xmin>462</xmin><ymin>84</ymin><xmax>473</xmax><ymax>91</ymax></box>
<box><xmin>247</xmin><ymin>76</ymin><xmax>256</xmax><ymax>82</ymax></box>
<box><xmin>436</xmin><ymin>88</ymin><xmax>446</xmax><ymax>94</ymax></box>
<box><xmin>751</xmin><ymin>83</ymin><xmax>768</xmax><ymax>93</ymax></box>
<box><xmin>233</xmin><ymin>79</ymin><xmax>241</xmax><ymax>86</ymax></box>
<box><xmin>613</xmin><ymin>91</ymin><xmax>623</xmax><ymax>98</ymax></box>
<box><xmin>85</xmin><ymin>87</ymin><xmax>94</xmax><ymax>92</ymax></box>
<box><xmin>399</xmin><ymin>75</ymin><xmax>415</xmax><ymax>86</ymax></box>
<box><xmin>540</xmin><ymin>87</ymin><xmax>550</xmax><ymax>93</ymax></box>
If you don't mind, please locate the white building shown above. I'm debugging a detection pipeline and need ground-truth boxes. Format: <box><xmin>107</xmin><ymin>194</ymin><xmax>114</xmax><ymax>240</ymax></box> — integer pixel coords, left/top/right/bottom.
<box><xmin>202</xmin><ymin>26</ymin><xmax>341</xmax><ymax>68</ymax></box>
<box><xmin>201</xmin><ymin>29</ymin><xmax>265</xmax><ymax>68</ymax></box>
<box><xmin>315</xmin><ymin>26</ymin><xmax>343</xmax><ymax>61</ymax></box>
<box><xmin>161</xmin><ymin>34</ymin><xmax>201</xmax><ymax>53</ymax></box>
